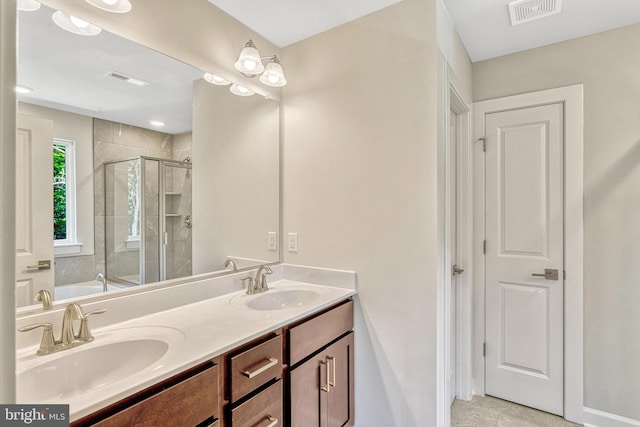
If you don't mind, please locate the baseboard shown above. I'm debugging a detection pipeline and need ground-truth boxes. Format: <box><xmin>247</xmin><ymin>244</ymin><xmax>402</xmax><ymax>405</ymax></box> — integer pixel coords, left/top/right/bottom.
<box><xmin>583</xmin><ymin>408</ymin><xmax>640</xmax><ymax>427</ymax></box>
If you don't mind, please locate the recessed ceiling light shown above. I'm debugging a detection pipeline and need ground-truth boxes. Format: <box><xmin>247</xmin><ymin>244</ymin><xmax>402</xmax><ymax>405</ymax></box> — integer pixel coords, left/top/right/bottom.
<box><xmin>17</xmin><ymin>0</ymin><xmax>41</xmax><ymax>12</ymax></box>
<box><xmin>150</xmin><ymin>120</ymin><xmax>165</xmax><ymax>127</ymax></box>
<box><xmin>230</xmin><ymin>84</ymin><xmax>255</xmax><ymax>97</ymax></box>
<box><xmin>203</xmin><ymin>73</ymin><xmax>231</xmax><ymax>86</ymax></box>
<box><xmin>85</xmin><ymin>0</ymin><xmax>132</xmax><ymax>13</ymax></box>
<box><xmin>15</xmin><ymin>85</ymin><xmax>33</xmax><ymax>94</ymax></box>
<box><xmin>52</xmin><ymin>10</ymin><xmax>102</xmax><ymax>36</ymax></box>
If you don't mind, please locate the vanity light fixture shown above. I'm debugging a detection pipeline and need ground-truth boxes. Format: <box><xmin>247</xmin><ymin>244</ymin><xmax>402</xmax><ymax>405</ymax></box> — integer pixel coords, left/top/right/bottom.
<box><xmin>203</xmin><ymin>73</ymin><xmax>231</xmax><ymax>86</ymax></box>
<box><xmin>234</xmin><ymin>39</ymin><xmax>287</xmax><ymax>87</ymax></box>
<box><xmin>52</xmin><ymin>10</ymin><xmax>102</xmax><ymax>36</ymax></box>
<box><xmin>229</xmin><ymin>83</ymin><xmax>255</xmax><ymax>97</ymax></box>
<box><xmin>85</xmin><ymin>0</ymin><xmax>132</xmax><ymax>13</ymax></box>
<box><xmin>17</xmin><ymin>0</ymin><xmax>41</xmax><ymax>12</ymax></box>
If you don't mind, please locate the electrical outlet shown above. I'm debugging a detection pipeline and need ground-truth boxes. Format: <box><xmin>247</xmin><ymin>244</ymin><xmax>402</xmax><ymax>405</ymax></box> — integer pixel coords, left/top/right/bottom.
<box><xmin>288</xmin><ymin>232</ymin><xmax>298</xmax><ymax>253</ymax></box>
<box><xmin>268</xmin><ymin>232</ymin><xmax>277</xmax><ymax>251</ymax></box>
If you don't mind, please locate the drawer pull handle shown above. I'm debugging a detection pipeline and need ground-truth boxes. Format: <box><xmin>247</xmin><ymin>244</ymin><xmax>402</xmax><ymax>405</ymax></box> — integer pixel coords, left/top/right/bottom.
<box><xmin>265</xmin><ymin>415</ymin><xmax>278</xmax><ymax>427</ymax></box>
<box><xmin>320</xmin><ymin>360</ymin><xmax>329</xmax><ymax>392</ymax></box>
<box><xmin>242</xmin><ymin>357</ymin><xmax>278</xmax><ymax>379</ymax></box>
<box><xmin>327</xmin><ymin>355</ymin><xmax>336</xmax><ymax>387</ymax></box>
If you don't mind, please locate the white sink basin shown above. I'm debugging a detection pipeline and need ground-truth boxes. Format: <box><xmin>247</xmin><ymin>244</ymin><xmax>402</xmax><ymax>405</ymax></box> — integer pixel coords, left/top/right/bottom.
<box><xmin>17</xmin><ymin>326</ymin><xmax>184</xmax><ymax>403</ymax></box>
<box><xmin>247</xmin><ymin>289</ymin><xmax>320</xmax><ymax>311</ymax></box>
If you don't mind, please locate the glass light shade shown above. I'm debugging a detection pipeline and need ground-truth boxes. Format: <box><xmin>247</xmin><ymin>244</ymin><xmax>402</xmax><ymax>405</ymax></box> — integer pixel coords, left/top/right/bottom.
<box><xmin>85</xmin><ymin>0</ymin><xmax>132</xmax><ymax>13</ymax></box>
<box><xmin>203</xmin><ymin>73</ymin><xmax>231</xmax><ymax>86</ymax></box>
<box><xmin>259</xmin><ymin>57</ymin><xmax>287</xmax><ymax>87</ymax></box>
<box><xmin>234</xmin><ymin>40</ymin><xmax>265</xmax><ymax>76</ymax></box>
<box><xmin>17</xmin><ymin>0</ymin><xmax>41</xmax><ymax>11</ymax></box>
<box><xmin>52</xmin><ymin>11</ymin><xmax>102</xmax><ymax>36</ymax></box>
<box><xmin>229</xmin><ymin>84</ymin><xmax>255</xmax><ymax>97</ymax></box>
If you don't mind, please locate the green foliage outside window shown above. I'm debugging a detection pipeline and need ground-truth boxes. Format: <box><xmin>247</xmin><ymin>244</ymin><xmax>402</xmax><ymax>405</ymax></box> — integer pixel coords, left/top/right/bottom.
<box><xmin>53</xmin><ymin>144</ymin><xmax>67</xmax><ymax>240</ymax></box>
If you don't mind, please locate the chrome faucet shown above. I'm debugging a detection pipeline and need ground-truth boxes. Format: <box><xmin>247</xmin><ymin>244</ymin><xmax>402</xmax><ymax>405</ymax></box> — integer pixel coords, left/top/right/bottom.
<box><xmin>18</xmin><ymin>303</ymin><xmax>106</xmax><ymax>355</ymax></box>
<box><xmin>224</xmin><ymin>259</ymin><xmax>238</xmax><ymax>272</ymax></box>
<box><xmin>96</xmin><ymin>273</ymin><xmax>107</xmax><ymax>292</ymax></box>
<box><xmin>254</xmin><ymin>265</ymin><xmax>273</xmax><ymax>293</ymax></box>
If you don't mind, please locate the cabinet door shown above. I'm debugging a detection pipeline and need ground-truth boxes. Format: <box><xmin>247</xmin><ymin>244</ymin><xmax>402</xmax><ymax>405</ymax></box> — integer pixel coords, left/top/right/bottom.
<box><xmin>326</xmin><ymin>333</ymin><xmax>354</xmax><ymax>427</ymax></box>
<box><xmin>290</xmin><ymin>352</ymin><xmax>328</xmax><ymax>427</ymax></box>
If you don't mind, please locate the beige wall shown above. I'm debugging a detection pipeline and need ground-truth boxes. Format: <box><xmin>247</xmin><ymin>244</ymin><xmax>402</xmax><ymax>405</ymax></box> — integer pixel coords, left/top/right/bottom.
<box><xmin>474</xmin><ymin>23</ymin><xmax>640</xmax><ymax>420</ymax></box>
<box><xmin>282</xmin><ymin>0</ymin><xmax>439</xmax><ymax>424</ymax></box>
<box><xmin>192</xmin><ymin>79</ymin><xmax>280</xmax><ymax>274</ymax></box>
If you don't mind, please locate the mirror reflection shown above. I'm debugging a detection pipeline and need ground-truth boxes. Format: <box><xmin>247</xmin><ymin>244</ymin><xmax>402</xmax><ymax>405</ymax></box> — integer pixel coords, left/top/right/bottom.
<box><xmin>16</xmin><ymin>4</ymin><xmax>280</xmax><ymax>309</ymax></box>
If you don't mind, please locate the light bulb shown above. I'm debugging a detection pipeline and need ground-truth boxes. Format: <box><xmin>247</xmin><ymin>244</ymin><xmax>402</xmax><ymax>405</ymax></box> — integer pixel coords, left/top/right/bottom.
<box><xmin>268</xmin><ymin>75</ymin><xmax>279</xmax><ymax>84</ymax></box>
<box><xmin>243</xmin><ymin>59</ymin><xmax>257</xmax><ymax>71</ymax></box>
<box><xmin>102</xmin><ymin>0</ymin><xmax>118</xmax><ymax>4</ymax></box>
<box><xmin>69</xmin><ymin>15</ymin><xmax>90</xmax><ymax>28</ymax></box>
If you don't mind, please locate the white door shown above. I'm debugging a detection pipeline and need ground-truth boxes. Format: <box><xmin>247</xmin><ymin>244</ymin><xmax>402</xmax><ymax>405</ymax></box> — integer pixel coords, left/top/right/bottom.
<box><xmin>16</xmin><ymin>114</ymin><xmax>55</xmax><ymax>306</ymax></box>
<box><xmin>484</xmin><ymin>103</ymin><xmax>564</xmax><ymax>415</ymax></box>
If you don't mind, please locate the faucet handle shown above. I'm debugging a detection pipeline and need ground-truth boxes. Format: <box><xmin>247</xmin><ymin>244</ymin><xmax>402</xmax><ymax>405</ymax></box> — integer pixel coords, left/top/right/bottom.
<box><xmin>77</xmin><ymin>309</ymin><xmax>106</xmax><ymax>342</ymax></box>
<box><xmin>18</xmin><ymin>323</ymin><xmax>56</xmax><ymax>355</ymax></box>
<box><xmin>242</xmin><ymin>277</ymin><xmax>256</xmax><ymax>295</ymax></box>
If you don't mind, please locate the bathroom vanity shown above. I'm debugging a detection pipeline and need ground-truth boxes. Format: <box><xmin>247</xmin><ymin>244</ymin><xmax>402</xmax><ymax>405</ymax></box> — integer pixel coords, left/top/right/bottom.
<box><xmin>15</xmin><ymin>266</ymin><xmax>356</xmax><ymax>427</ymax></box>
<box><xmin>71</xmin><ymin>299</ymin><xmax>354</xmax><ymax>427</ymax></box>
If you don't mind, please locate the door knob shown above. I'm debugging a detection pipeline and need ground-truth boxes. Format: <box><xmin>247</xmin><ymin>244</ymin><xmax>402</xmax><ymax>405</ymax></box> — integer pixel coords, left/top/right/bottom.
<box><xmin>531</xmin><ymin>268</ymin><xmax>559</xmax><ymax>280</ymax></box>
<box><xmin>452</xmin><ymin>264</ymin><xmax>464</xmax><ymax>276</ymax></box>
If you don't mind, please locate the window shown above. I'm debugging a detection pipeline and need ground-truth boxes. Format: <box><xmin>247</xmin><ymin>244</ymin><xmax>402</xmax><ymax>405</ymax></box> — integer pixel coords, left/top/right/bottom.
<box><xmin>53</xmin><ymin>139</ymin><xmax>78</xmax><ymax>252</ymax></box>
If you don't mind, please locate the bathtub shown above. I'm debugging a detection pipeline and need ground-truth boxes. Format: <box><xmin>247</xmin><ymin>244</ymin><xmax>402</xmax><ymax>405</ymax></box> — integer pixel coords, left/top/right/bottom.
<box><xmin>54</xmin><ymin>281</ymin><xmax>122</xmax><ymax>300</ymax></box>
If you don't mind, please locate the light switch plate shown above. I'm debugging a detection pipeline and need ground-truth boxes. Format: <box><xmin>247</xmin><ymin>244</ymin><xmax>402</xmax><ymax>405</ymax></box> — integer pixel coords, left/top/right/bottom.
<box><xmin>288</xmin><ymin>232</ymin><xmax>298</xmax><ymax>253</ymax></box>
<box><xmin>268</xmin><ymin>232</ymin><xmax>277</xmax><ymax>251</ymax></box>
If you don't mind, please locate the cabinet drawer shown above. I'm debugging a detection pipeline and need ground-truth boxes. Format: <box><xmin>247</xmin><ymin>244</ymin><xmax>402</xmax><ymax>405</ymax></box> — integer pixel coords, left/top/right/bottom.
<box><xmin>230</xmin><ymin>335</ymin><xmax>282</xmax><ymax>402</ymax></box>
<box><xmin>230</xmin><ymin>380</ymin><xmax>283</xmax><ymax>427</ymax></box>
<box><xmin>289</xmin><ymin>300</ymin><xmax>353</xmax><ymax>366</ymax></box>
<box><xmin>92</xmin><ymin>364</ymin><xmax>219</xmax><ymax>427</ymax></box>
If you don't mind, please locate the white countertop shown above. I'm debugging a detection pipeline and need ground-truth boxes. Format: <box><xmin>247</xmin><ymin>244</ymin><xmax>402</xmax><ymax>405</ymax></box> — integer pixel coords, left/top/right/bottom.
<box><xmin>16</xmin><ymin>279</ymin><xmax>356</xmax><ymax>421</ymax></box>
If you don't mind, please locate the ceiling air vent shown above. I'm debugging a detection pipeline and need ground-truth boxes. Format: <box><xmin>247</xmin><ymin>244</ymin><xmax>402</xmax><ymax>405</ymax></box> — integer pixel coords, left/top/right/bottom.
<box><xmin>508</xmin><ymin>0</ymin><xmax>562</xmax><ymax>26</ymax></box>
<box><xmin>106</xmin><ymin>71</ymin><xmax>149</xmax><ymax>87</ymax></box>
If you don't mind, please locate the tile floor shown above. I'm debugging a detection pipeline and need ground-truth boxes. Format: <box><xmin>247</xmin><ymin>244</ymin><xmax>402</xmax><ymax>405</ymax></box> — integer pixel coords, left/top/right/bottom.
<box><xmin>451</xmin><ymin>395</ymin><xmax>582</xmax><ymax>427</ymax></box>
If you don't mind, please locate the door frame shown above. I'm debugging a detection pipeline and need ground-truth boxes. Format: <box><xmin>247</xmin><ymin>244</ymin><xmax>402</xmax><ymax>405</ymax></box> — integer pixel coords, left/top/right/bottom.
<box><xmin>472</xmin><ymin>84</ymin><xmax>584</xmax><ymax>424</ymax></box>
<box><xmin>437</xmin><ymin>56</ymin><xmax>474</xmax><ymax>427</ymax></box>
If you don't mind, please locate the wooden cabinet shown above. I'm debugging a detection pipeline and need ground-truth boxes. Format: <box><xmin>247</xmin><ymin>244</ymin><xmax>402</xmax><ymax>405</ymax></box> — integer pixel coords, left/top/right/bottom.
<box><xmin>230</xmin><ymin>381</ymin><xmax>283</xmax><ymax>427</ymax></box>
<box><xmin>288</xmin><ymin>300</ymin><xmax>355</xmax><ymax>427</ymax></box>
<box><xmin>72</xmin><ymin>360</ymin><xmax>221</xmax><ymax>427</ymax></box>
<box><xmin>228</xmin><ymin>334</ymin><xmax>282</xmax><ymax>403</ymax></box>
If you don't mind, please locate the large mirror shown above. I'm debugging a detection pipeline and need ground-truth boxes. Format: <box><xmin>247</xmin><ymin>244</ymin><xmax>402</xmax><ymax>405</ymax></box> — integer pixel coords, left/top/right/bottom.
<box><xmin>15</xmin><ymin>3</ymin><xmax>280</xmax><ymax>310</ymax></box>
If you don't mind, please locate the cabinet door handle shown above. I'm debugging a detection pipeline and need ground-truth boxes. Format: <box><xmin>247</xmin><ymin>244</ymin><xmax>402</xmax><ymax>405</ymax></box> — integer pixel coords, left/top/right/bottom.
<box><xmin>327</xmin><ymin>356</ymin><xmax>336</xmax><ymax>387</ymax></box>
<box><xmin>265</xmin><ymin>415</ymin><xmax>278</xmax><ymax>427</ymax></box>
<box><xmin>320</xmin><ymin>360</ymin><xmax>329</xmax><ymax>392</ymax></box>
<box><xmin>242</xmin><ymin>357</ymin><xmax>278</xmax><ymax>379</ymax></box>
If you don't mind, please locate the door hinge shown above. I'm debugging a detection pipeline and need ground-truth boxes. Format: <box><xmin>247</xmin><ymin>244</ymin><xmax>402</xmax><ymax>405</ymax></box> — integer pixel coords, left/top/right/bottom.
<box><xmin>479</xmin><ymin>136</ymin><xmax>486</xmax><ymax>152</ymax></box>
<box><xmin>483</xmin><ymin>240</ymin><xmax>486</xmax><ymax>254</ymax></box>
<box><xmin>483</xmin><ymin>343</ymin><xmax>486</xmax><ymax>357</ymax></box>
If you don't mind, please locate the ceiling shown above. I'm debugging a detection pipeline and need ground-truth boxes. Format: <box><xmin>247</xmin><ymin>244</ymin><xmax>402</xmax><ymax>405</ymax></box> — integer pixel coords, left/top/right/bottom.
<box><xmin>209</xmin><ymin>0</ymin><xmax>640</xmax><ymax>61</ymax></box>
<box><xmin>18</xmin><ymin>4</ymin><xmax>203</xmax><ymax>134</ymax></box>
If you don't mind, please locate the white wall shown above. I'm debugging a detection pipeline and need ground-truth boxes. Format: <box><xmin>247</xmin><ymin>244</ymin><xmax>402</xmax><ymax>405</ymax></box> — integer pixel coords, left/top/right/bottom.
<box><xmin>192</xmin><ymin>79</ymin><xmax>280</xmax><ymax>274</ymax></box>
<box><xmin>0</xmin><ymin>0</ymin><xmax>16</xmax><ymax>404</ymax></box>
<box><xmin>18</xmin><ymin>103</ymin><xmax>94</xmax><ymax>257</ymax></box>
<box><xmin>473</xmin><ymin>23</ymin><xmax>640</xmax><ymax>421</ymax></box>
<box><xmin>282</xmin><ymin>0</ymin><xmax>440</xmax><ymax>424</ymax></box>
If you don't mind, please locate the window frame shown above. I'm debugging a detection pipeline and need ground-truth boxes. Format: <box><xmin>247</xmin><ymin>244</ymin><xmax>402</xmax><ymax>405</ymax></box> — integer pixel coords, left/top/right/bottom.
<box><xmin>53</xmin><ymin>138</ymin><xmax>81</xmax><ymax>255</ymax></box>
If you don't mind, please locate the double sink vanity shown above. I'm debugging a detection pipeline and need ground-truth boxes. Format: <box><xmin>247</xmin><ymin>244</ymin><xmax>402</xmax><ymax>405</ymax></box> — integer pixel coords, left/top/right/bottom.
<box><xmin>15</xmin><ymin>265</ymin><xmax>357</xmax><ymax>427</ymax></box>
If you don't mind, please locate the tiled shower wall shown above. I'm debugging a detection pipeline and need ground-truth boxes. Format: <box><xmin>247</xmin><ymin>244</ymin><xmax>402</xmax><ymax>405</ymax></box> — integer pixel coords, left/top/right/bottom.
<box><xmin>54</xmin><ymin>119</ymin><xmax>192</xmax><ymax>286</ymax></box>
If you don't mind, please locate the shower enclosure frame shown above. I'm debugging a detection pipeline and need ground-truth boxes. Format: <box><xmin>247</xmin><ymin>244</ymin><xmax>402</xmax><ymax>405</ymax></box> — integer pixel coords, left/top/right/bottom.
<box><xmin>103</xmin><ymin>155</ymin><xmax>192</xmax><ymax>286</ymax></box>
